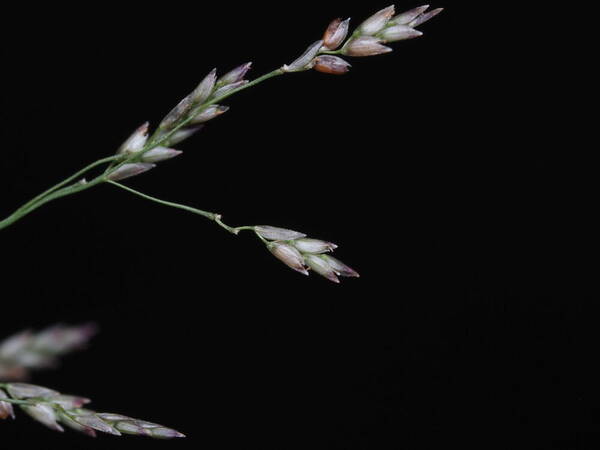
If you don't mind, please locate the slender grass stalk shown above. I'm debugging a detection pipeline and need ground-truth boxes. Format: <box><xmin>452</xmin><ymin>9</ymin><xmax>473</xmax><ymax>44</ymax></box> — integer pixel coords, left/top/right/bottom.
<box><xmin>107</xmin><ymin>180</ymin><xmax>256</xmax><ymax>235</ymax></box>
<box><xmin>0</xmin><ymin>71</ymin><xmax>284</xmax><ymax>232</ymax></box>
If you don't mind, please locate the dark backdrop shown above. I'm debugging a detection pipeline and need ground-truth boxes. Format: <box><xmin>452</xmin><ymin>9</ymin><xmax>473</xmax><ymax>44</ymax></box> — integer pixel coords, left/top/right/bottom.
<box><xmin>1</xmin><ymin>2</ymin><xmax>595</xmax><ymax>449</ymax></box>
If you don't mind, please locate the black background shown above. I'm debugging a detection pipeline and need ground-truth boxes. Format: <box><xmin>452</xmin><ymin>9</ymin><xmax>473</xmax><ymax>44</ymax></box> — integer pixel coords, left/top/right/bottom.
<box><xmin>1</xmin><ymin>2</ymin><xmax>595</xmax><ymax>449</ymax></box>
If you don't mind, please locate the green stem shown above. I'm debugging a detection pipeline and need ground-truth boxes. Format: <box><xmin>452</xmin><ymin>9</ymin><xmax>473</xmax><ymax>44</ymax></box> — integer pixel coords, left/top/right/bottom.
<box><xmin>107</xmin><ymin>181</ymin><xmax>254</xmax><ymax>235</ymax></box>
<box><xmin>0</xmin><ymin>384</ymin><xmax>35</xmax><ymax>406</ymax></box>
<box><xmin>16</xmin><ymin>156</ymin><xmax>119</xmax><ymax>214</ymax></box>
<box><xmin>210</xmin><ymin>69</ymin><xmax>286</xmax><ymax>106</ymax></box>
<box><xmin>0</xmin><ymin>158</ymin><xmax>118</xmax><ymax>231</ymax></box>
<box><xmin>0</xmin><ymin>69</ymin><xmax>286</xmax><ymax>232</ymax></box>
<box><xmin>254</xmin><ymin>231</ymin><xmax>270</xmax><ymax>245</ymax></box>
<box><xmin>0</xmin><ymin>397</ymin><xmax>33</xmax><ymax>406</ymax></box>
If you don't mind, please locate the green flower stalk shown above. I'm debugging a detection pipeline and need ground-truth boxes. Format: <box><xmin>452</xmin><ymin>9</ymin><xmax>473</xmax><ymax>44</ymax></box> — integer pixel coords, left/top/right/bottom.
<box><xmin>0</xmin><ymin>4</ymin><xmax>443</xmax><ymax>281</ymax></box>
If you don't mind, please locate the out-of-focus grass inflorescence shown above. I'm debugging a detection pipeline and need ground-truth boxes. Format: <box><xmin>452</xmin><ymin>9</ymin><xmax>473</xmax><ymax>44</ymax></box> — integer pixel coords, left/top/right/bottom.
<box><xmin>0</xmin><ymin>382</ymin><xmax>184</xmax><ymax>439</ymax></box>
<box><xmin>0</xmin><ymin>324</ymin><xmax>97</xmax><ymax>381</ymax></box>
<box><xmin>0</xmin><ymin>5</ymin><xmax>442</xmax><ymax>282</ymax></box>
<box><xmin>1</xmin><ymin>324</ymin><xmax>184</xmax><ymax>439</ymax></box>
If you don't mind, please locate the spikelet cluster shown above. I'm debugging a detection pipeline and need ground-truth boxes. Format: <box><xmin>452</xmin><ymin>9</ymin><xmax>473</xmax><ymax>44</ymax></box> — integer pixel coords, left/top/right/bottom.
<box><xmin>109</xmin><ymin>63</ymin><xmax>253</xmax><ymax>181</ymax></box>
<box><xmin>283</xmin><ymin>4</ymin><xmax>443</xmax><ymax>75</ymax></box>
<box><xmin>0</xmin><ymin>382</ymin><xmax>184</xmax><ymax>439</ymax></box>
<box><xmin>108</xmin><ymin>5</ymin><xmax>442</xmax><ymax>182</ymax></box>
<box><xmin>254</xmin><ymin>226</ymin><xmax>359</xmax><ymax>283</ymax></box>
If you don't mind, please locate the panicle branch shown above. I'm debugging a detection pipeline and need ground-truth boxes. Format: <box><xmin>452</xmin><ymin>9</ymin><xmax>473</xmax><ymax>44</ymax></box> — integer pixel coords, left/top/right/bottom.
<box><xmin>111</xmin><ymin>4</ymin><xmax>443</xmax><ymax>183</ymax></box>
<box><xmin>1</xmin><ymin>5</ymin><xmax>443</xmax><ymax>284</ymax></box>
<box><xmin>98</xmin><ymin>4</ymin><xmax>442</xmax><ymax>282</ymax></box>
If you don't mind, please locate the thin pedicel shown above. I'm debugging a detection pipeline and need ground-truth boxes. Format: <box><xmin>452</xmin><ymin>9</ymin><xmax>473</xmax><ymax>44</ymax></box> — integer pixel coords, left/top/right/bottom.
<box><xmin>0</xmin><ymin>5</ymin><xmax>443</xmax><ymax>283</ymax></box>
